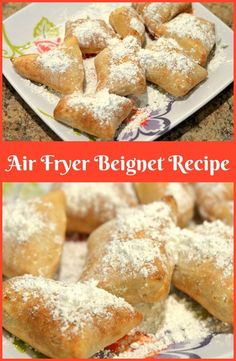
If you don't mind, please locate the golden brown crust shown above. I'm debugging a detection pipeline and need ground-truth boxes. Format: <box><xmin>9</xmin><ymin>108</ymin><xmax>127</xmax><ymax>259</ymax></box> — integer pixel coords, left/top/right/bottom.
<box><xmin>3</xmin><ymin>277</ymin><xmax>142</xmax><ymax>358</ymax></box>
<box><xmin>3</xmin><ymin>190</ymin><xmax>66</xmax><ymax>279</ymax></box>
<box><xmin>54</xmin><ymin>94</ymin><xmax>133</xmax><ymax>139</ymax></box>
<box><xmin>12</xmin><ymin>36</ymin><xmax>84</xmax><ymax>94</ymax></box>
<box><xmin>109</xmin><ymin>7</ymin><xmax>145</xmax><ymax>45</ymax></box>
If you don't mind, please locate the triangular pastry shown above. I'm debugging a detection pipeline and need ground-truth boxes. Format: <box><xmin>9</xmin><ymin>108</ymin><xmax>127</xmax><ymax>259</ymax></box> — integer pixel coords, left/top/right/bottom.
<box><xmin>54</xmin><ymin>182</ymin><xmax>138</xmax><ymax>233</ymax></box>
<box><xmin>95</xmin><ymin>36</ymin><xmax>146</xmax><ymax>96</ymax></box>
<box><xmin>195</xmin><ymin>183</ymin><xmax>233</xmax><ymax>225</ymax></box>
<box><xmin>139</xmin><ymin>44</ymin><xmax>208</xmax><ymax>97</ymax></box>
<box><xmin>65</xmin><ymin>18</ymin><xmax>117</xmax><ymax>54</ymax></box>
<box><xmin>156</xmin><ymin>14</ymin><xmax>216</xmax><ymax>66</ymax></box>
<box><xmin>80</xmin><ymin>201</ymin><xmax>178</xmax><ymax>305</ymax></box>
<box><xmin>54</xmin><ymin>89</ymin><xmax>133</xmax><ymax>139</ymax></box>
<box><xmin>173</xmin><ymin>221</ymin><xmax>233</xmax><ymax>324</ymax></box>
<box><xmin>109</xmin><ymin>7</ymin><xmax>145</xmax><ymax>45</ymax></box>
<box><xmin>3</xmin><ymin>275</ymin><xmax>142</xmax><ymax>358</ymax></box>
<box><xmin>133</xmin><ymin>2</ymin><xmax>192</xmax><ymax>37</ymax></box>
<box><xmin>134</xmin><ymin>182</ymin><xmax>195</xmax><ymax>228</ymax></box>
<box><xmin>3</xmin><ymin>190</ymin><xmax>66</xmax><ymax>278</ymax></box>
<box><xmin>12</xmin><ymin>36</ymin><xmax>84</xmax><ymax>94</ymax></box>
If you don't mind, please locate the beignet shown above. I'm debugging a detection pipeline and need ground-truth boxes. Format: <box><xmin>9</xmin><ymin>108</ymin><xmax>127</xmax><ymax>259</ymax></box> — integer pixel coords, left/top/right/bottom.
<box><xmin>12</xmin><ymin>36</ymin><xmax>84</xmax><ymax>94</ymax></box>
<box><xmin>173</xmin><ymin>221</ymin><xmax>233</xmax><ymax>324</ymax></box>
<box><xmin>3</xmin><ymin>275</ymin><xmax>142</xmax><ymax>358</ymax></box>
<box><xmin>3</xmin><ymin>190</ymin><xmax>66</xmax><ymax>278</ymax></box>
<box><xmin>134</xmin><ymin>182</ymin><xmax>195</xmax><ymax>227</ymax></box>
<box><xmin>80</xmin><ymin>201</ymin><xmax>178</xmax><ymax>305</ymax></box>
<box><xmin>156</xmin><ymin>14</ymin><xmax>216</xmax><ymax>66</ymax></box>
<box><xmin>54</xmin><ymin>182</ymin><xmax>138</xmax><ymax>233</ymax></box>
<box><xmin>109</xmin><ymin>7</ymin><xmax>145</xmax><ymax>45</ymax></box>
<box><xmin>95</xmin><ymin>36</ymin><xmax>146</xmax><ymax>96</ymax></box>
<box><xmin>195</xmin><ymin>182</ymin><xmax>233</xmax><ymax>225</ymax></box>
<box><xmin>139</xmin><ymin>47</ymin><xmax>207</xmax><ymax>97</ymax></box>
<box><xmin>65</xmin><ymin>18</ymin><xmax>117</xmax><ymax>54</ymax></box>
<box><xmin>133</xmin><ymin>2</ymin><xmax>192</xmax><ymax>37</ymax></box>
<box><xmin>54</xmin><ymin>89</ymin><xmax>133</xmax><ymax>139</ymax></box>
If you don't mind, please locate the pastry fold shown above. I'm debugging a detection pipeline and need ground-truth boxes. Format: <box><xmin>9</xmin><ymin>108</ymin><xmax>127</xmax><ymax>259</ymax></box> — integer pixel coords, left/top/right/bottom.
<box><xmin>54</xmin><ymin>182</ymin><xmax>138</xmax><ymax>233</ymax></box>
<box><xmin>173</xmin><ymin>221</ymin><xmax>233</xmax><ymax>324</ymax></box>
<box><xmin>133</xmin><ymin>2</ymin><xmax>192</xmax><ymax>36</ymax></box>
<box><xmin>134</xmin><ymin>182</ymin><xmax>195</xmax><ymax>228</ymax></box>
<box><xmin>139</xmin><ymin>47</ymin><xmax>208</xmax><ymax>97</ymax></box>
<box><xmin>156</xmin><ymin>14</ymin><xmax>216</xmax><ymax>66</ymax></box>
<box><xmin>12</xmin><ymin>36</ymin><xmax>84</xmax><ymax>94</ymax></box>
<box><xmin>3</xmin><ymin>275</ymin><xmax>142</xmax><ymax>358</ymax></box>
<box><xmin>195</xmin><ymin>182</ymin><xmax>233</xmax><ymax>225</ymax></box>
<box><xmin>3</xmin><ymin>190</ymin><xmax>66</xmax><ymax>278</ymax></box>
<box><xmin>54</xmin><ymin>90</ymin><xmax>133</xmax><ymax>139</ymax></box>
<box><xmin>80</xmin><ymin>201</ymin><xmax>178</xmax><ymax>305</ymax></box>
<box><xmin>109</xmin><ymin>7</ymin><xmax>145</xmax><ymax>45</ymax></box>
<box><xmin>95</xmin><ymin>36</ymin><xmax>146</xmax><ymax>96</ymax></box>
<box><xmin>65</xmin><ymin>19</ymin><xmax>117</xmax><ymax>54</ymax></box>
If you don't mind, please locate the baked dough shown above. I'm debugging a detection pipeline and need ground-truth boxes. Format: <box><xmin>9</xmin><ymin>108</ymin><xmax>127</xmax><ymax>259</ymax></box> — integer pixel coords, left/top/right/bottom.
<box><xmin>109</xmin><ymin>7</ymin><xmax>145</xmax><ymax>45</ymax></box>
<box><xmin>80</xmin><ymin>201</ymin><xmax>178</xmax><ymax>305</ymax></box>
<box><xmin>139</xmin><ymin>46</ymin><xmax>208</xmax><ymax>97</ymax></box>
<box><xmin>3</xmin><ymin>190</ymin><xmax>66</xmax><ymax>279</ymax></box>
<box><xmin>133</xmin><ymin>2</ymin><xmax>192</xmax><ymax>37</ymax></box>
<box><xmin>54</xmin><ymin>183</ymin><xmax>138</xmax><ymax>233</ymax></box>
<box><xmin>173</xmin><ymin>221</ymin><xmax>233</xmax><ymax>324</ymax></box>
<box><xmin>65</xmin><ymin>19</ymin><xmax>117</xmax><ymax>54</ymax></box>
<box><xmin>3</xmin><ymin>275</ymin><xmax>142</xmax><ymax>358</ymax></box>
<box><xmin>12</xmin><ymin>36</ymin><xmax>84</xmax><ymax>94</ymax></box>
<box><xmin>95</xmin><ymin>36</ymin><xmax>146</xmax><ymax>96</ymax></box>
<box><xmin>134</xmin><ymin>183</ymin><xmax>195</xmax><ymax>227</ymax></box>
<box><xmin>195</xmin><ymin>183</ymin><xmax>233</xmax><ymax>225</ymax></box>
<box><xmin>54</xmin><ymin>90</ymin><xmax>133</xmax><ymax>139</ymax></box>
<box><xmin>156</xmin><ymin>14</ymin><xmax>216</xmax><ymax>66</ymax></box>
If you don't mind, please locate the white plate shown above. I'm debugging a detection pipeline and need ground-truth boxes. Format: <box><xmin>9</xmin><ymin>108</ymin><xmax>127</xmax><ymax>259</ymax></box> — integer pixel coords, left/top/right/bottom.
<box><xmin>3</xmin><ymin>2</ymin><xmax>234</xmax><ymax>141</ymax></box>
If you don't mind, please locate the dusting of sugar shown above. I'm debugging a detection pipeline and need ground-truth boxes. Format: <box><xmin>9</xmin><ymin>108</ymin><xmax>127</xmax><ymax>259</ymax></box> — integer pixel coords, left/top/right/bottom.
<box><xmin>109</xmin><ymin>62</ymin><xmax>141</xmax><ymax>85</ymax></box>
<box><xmin>207</xmin><ymin>39</ymin><xmax>227</xmax><ymax>73</ymax></box>
<box><xmin>58</xmin><ymin>241</ymin><xmax>87</xmax><ymax>283</ymax></box>
<box><xmin>83</xmin><ymin>57</ymin><xmax>97</xmax><ymax>95</ymax></box>
<box><xmin>130</xmin><ymin>17</ymin><xmax>145</xmax><ymax>35</ymax></box>
<box><xmin>67</xmin><ymin>89</ymin><xmax>131</xmax><ymax>124</ymax></box>
<box><xmin>166</xmin><ymin>13</ymin><xmax>216</xmax><ymax>51</ymax></box>
<box><xmin>38</xmin><ymin>47</ymin><xmax>74</xmax><ymax>73</ymax></box>
<box><xmin>3</xmin><ymin>198</ymin><xmax>55</xmax><ymax>243</ymax></box>
<box><xmin>7</xmin><ymin>275</ymin><xmax>134</xmax><ymax>336</ymax></box>
<box><xmin>144</xmin><ymin>3</ymin><xmax>172</xmax><ymax>24</ymax></box>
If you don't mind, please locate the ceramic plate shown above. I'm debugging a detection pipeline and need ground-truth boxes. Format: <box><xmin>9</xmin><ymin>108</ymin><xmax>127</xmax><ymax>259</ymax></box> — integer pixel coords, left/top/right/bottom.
<box><xmin>2</xmin><ymin>183</ymin><xmax>234</xmax><ymax>358</ymax></box>
<box><xmin>2</xmin><ymin>2</ymin><xmax>234</xmax><ymax>141</ymax></box>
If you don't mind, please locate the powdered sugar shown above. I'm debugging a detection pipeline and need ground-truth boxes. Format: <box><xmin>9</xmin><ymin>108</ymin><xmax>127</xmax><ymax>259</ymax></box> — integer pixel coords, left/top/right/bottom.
<box><xmin>130</xmin><ymin>17</ymin><xmax>145</xmax><ymax>35</ymax></box>
<box><xmin>38</xmin><ymin>47</ymin><xmax>74</xmax><ymax>73</ymax></box>
<box><xmin>109</xmin><ymin>62</ymin><xmax>141</xmax><ymax>86</ymax></box>
<box><xmin>144</xmin><ymin>3</ymin><xmax>171</xmax><ymax>24</ymax></box>
<box><xmin>207</xmin><ymin>39</ymin><xmax>227</xmax><ymax>72</ymax></box>
<box><xmin>84</xmin><ymin>57</ymin><xmax>97</xmax><ymax>94</ymax></box>
<box><xmin>166</xmin><ymin>13</ymin><xmax>216</xmax><ymax>51</ymax></box>
<box><xmin>7</xmin><ymin>275</ymin><xmax>134</xmax><ymax>335</ymax></box>
<box><xmin>67</xmin><ymin>89</ymin><xmax>131</xmax><ymax>124</ymax></box>
<box><xmin>3</xmin><ymin>198</ymin><xmax>54</xmax><ymax>243</ymax></box>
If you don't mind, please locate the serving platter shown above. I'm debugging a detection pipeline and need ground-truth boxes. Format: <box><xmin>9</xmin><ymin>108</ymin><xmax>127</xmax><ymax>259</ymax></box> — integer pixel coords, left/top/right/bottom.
<box><xmin>2</xmin><ymin>2</ymin><xmax>234</xmax><ymax>141</ymax></box>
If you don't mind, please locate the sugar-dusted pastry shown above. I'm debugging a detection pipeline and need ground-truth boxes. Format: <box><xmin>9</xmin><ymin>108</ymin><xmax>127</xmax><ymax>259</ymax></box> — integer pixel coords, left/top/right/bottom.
<box><xmin>95</xmin><ymin>36</ymin><xmax>146</xmax><ymax>96</ymax></box>
<box><xmin>54</xmin><ymin>182</ymin><xmax>138</xmax><ymax>233</ymax></box>
<box><xmin>195</xmin><ymin>183</ymin><xmax>233</xmax><ymax>225</ymax></box>
<box><xmin>3</xmin><ymin>275</ymin><xmax>142</xmax><ymax>358</ymax></box>
<box><xmin>80</xmin><ymin>201</ymin><xmax>179</xmax><ymax>305</ymax></box>
<box><xmin>139</xmin><ymin>46</ymin><xmax>207</xmax><ymax>97</ymax></box>
<box><xmin>3</xmin><ymin>190</ymin><xmax>66</xmax><ymax>279</ymax></box>
<box><xmin>12</xmin><ymin>36</ymin><xmax>84</xmax><ymax>94</ymax></box>
<box><xmin>65</xmin><ymin>19</ymin><xmax>117</xmax><ymax>54</ymax></box>
<box><xmin>54</xmin><ymin>90</ymin><xmax>133</xmax><ymax>139</ymax></box>
<box><xmin>133</xmin><ymin>2</ymin><xmax>192</xmax><ymax>37</ymax></box>
<box><xmin>156</xmin><ymin>14</ymin><xmax>216</xmax><ymax>66</ymax></box>
<box><xmin>173</xmin><ymin>221</ymin><xmax>233</xmax><ymax>324</ymax></box>
<box><xmin>134</xmin><ymin>183</ymin><xmax>195</xmax><ymax>228</ymax></box>
<box><xmin>109</xmin><ymin>7</ymin><xmax>145</xmax><ymax>45</ymax></box>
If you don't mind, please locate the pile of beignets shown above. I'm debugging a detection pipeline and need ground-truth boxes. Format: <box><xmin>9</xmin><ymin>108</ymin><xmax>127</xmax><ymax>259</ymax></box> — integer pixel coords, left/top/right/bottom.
<box><xmin>3</xmin><ymin>182</ymin><xmax>233</xmax><ymax>358</ymax></box>
<box><xmin>12</xmin><ymin>2</ymin><xmax>216</xmax><ymax>139</ymax></box>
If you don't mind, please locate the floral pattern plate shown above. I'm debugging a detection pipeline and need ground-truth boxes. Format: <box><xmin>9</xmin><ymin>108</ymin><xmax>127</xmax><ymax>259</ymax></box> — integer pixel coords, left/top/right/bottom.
<box><xmin>2</xmin><ymin>2</ymin><xmax>233</xmax><ymax>141</ymax></box>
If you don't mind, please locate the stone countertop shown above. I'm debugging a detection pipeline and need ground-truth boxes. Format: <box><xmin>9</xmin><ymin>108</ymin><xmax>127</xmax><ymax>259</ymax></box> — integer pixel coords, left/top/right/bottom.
<box><xmin>3</xmin><ymin>2</ymin><xmax>234</xmax><ymax>141</ymax></box>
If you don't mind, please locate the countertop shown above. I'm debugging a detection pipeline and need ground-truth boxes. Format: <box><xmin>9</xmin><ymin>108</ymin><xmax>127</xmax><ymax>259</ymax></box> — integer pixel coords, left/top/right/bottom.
<box><xmin>3</xmin><ymin>2</ymin><xmax>234</xmax><ymax>141</ymax></box>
